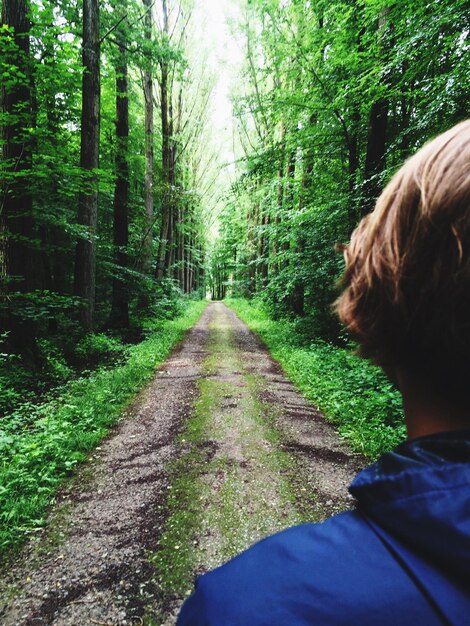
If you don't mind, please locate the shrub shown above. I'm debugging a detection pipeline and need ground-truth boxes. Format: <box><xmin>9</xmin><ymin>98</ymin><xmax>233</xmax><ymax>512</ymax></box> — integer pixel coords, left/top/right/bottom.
<box><xmin>73</xmin><ymin>333</ymin><xmax>126</xmax><ymax>363</ymax></box>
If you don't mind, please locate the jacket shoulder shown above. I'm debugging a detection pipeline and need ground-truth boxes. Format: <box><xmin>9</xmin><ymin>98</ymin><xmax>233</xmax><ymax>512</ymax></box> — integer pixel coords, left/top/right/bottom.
<box><xmin>177</xmin><ymin>512</ymin><xmax>442</xmax><ymax>626</ymax></box>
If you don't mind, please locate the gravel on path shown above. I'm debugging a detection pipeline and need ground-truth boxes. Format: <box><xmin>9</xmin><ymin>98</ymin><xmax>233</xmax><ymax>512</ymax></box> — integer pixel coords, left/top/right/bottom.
<box><xmin>0</xmin><ymin>303</ymin><xmax>365</xmax><ymax>626</ymax></box>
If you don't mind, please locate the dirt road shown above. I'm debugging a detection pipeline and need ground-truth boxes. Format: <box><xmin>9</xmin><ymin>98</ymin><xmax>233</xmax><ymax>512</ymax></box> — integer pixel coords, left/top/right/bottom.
<box><xmin>0</xmin><ymin>303</ymin><xmax>364</xmax><ymax>625</ymax></box>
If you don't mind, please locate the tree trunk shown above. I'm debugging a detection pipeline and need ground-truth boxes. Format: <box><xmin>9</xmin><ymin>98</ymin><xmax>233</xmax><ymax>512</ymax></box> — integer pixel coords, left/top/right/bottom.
<box><xmin>164</xmin><ymin>209</ymin><xmax>174</xmax><ymax>276</ymax></box>
<box><xmin>270</xmin><ymin>124</ymin><xmax>285</xmax><ymax>275</ymax></box>
<box><xmin>74</xmin><ymin>0</ymin><xmax>100</xmax><ymax>330</ymax></box>
<box><xmin>43</xmin><ymin>40</ymin><xmax>69</xmax><ymax>322</ymax></box>
<box><xmin>156</xmin><ymin>0</ymin><xmax>171</xmax><ymax>280</ymax></box>
<box><xmin>247</xmin><ymin>199</ymin><xmax>258</xmax><ymax>295</ymax></box>
<box><xmin>167</xmin><ymin>80</ymin><xmax>177</xmax><ymax>278</ymax></box>
<box><xmin>256</xmin><ymin>205</ymin><xmax>263</xmax><ymax>289</ymax></box>
<box><xmin>347</xmin><ymin>107</ymin><xmax>360</xmax><ymax>231</ymax></box>
<box><xmin>289</xmin><ymin>141</ymin><xmax>315</xmax><ymax>318</ymax></box>
<box><xmin>109</xmin><ymin>15</ymin><xmax>130</xmax><ymax>329</ymax></box>
<box><xmin>141</xmin><ymin>0</ymin><xmax>154</xmax><ymax>279</ymax></box>
<box><xmin>198</xmin><ymin>263</ymin><xmax>204</xmax><ymax>295</ymax></box>
<box><xmin>362</xmin><ymin>8</ymin><xmax>390</xmax><ymax>217</ymax></box>
<box><xmin>176</xmin><ymin>205</ymin><xmax>184</xmax><ymax>289</ymax></box>
<box><xmin>0</xmin><ymin>0</ymin><xmax>39</xmax><ymax>359</ymax></box>
<box><xmin>281</xmin><ymin>149</ymin><xmax>296</xmax><ymax>261</ymax></box>
<box><xmin>261</xmin><ymin>213</ymin><xmax>269</xmax><ymax>284</ymax></box>
<box><xmin>362</xmin><ymin>98</ymin><xmax>389</xmax><ymax>215</ymax></box>
<box><xmin>185</xmin><ymin>225</ymin><xmax>192</xmax><ymax>293</ymax></box>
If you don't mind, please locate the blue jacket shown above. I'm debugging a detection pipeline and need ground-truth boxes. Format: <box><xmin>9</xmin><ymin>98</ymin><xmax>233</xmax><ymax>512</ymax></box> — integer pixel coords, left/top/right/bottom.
<box><xmin>177</xmin><ymin>432</ymin><xmax>470</xmax><ymax>625</ymax></box>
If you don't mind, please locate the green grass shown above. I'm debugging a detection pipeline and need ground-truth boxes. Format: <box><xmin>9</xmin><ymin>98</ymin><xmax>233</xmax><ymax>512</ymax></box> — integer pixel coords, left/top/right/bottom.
<box><xmin>225</xmin><ymin>298</ymin><xmax>406</xmax><ymax>459</ymax></box>
<box><xmin>0</xmin><ymin>300</ymin><xmax>208</xmax><ymax>560</ymax></box>
<box><xmin>150</xmin><ymin>376</ymin><xmax>219</xmax><ymax>597</ymax></box>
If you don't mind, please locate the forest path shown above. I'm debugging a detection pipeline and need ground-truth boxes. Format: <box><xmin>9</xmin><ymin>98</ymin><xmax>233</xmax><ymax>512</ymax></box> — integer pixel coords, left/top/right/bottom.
<box><xmin>0</xmin><ymin>302</ymin><xmax>364</xmax><ymax>626</ymax></box>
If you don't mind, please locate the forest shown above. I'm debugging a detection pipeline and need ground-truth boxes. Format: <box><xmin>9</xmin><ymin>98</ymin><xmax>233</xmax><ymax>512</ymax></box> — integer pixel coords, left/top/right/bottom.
<box><xmin>1</xmin><ymin>0</ymin><xmax>216</xmax><ymax>412</ymax></box>
<box><xmin>212</xmin><ymin>0</ymin><xmax>469</xmax><ymax>330</ymax></box>
<box><xmin>0</xmin><ymin>0</ymin><xmax>469</xmax><ymax>570</ymax></box>
<box><xmin>2</xmin><ymin>0</ymin><xmax>469</xmax><ymax>390</ymax></box>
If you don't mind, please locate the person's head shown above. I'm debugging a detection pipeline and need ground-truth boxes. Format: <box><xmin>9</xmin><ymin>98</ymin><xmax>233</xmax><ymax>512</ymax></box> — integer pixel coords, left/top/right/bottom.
<box><xmin>336</xmin><ymin>120</ymin><xmax>470</xmax><ymax>418</ymax></box>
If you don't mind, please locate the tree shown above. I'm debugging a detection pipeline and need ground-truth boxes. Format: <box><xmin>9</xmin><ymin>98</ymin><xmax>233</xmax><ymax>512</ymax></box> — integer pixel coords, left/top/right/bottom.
<box><xmin>362</xmin><ymin>7</ymin><xmax>391</xmax><ymax>216</ymax></box>
<box><xmin>155</xmin><ymin>0</ymin><xmax>172</xmax><ymax>280</ymax></box>
<box><xmin>74</xmin><ymin>0</ymin><xmax>100</xmax><ymax>331</ymax></box>
<box><xmin>213</xmin><ymin>0</ymin><xmax>469</xmax><ymax>340</ymax></box>
<box><xmin>0</xmin><ymin>0</ymin><xmax>213</xmax><ymax>370</ymax></box>
<box><xmin>140</xmin><ymin>0</ymin><xmax>155</xmax><ymax>281</ymax></box>
<box><xmin>0</xmin><ymin>0</ymin><xmax>38</xmax><ymax>357</ymax></box>
<box><xmin>109</xmin><ymin>6</ymin><xmax>130</xmax><ymax>329</ymax></box>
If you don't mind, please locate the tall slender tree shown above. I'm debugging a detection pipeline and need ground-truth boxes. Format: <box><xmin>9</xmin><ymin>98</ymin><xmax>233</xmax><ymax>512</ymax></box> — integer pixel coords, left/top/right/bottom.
<box><xmin>74</xmin><ymin>0</ymin><xmax>100</xmax><ymax>330</ymax></box>
<box><xmin>141</xmin><ymin>0</ymin><xmax>155</xmax><ymax>279</ymax></box>
<box><xmin>362</xmin><ymin>7</ymin><xmax>391</xmax><ymax>216</ymax></box>
<box><xmin>0</xmin><ymin>0</ymin><xmax>38</xmax><ymax>357</ymax></box>
<box><xmin>155</xmin><ymin>0</ymin><xmax>171</xmax><ymax>280</ymax></box>
<box><xmin>109</xmin><ymin>8</ymin><xmax>130</xmax><ymax>328</ymax></box>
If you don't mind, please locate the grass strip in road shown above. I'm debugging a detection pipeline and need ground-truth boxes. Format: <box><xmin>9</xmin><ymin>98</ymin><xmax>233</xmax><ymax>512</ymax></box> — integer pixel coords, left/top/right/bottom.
<box><xmin>150</xmin><ymin>376</ymin><xmax>220</xmax><ymax>600</ymax></box>
<box><xmin>225</xmin><ymin>298</ymin><xmax>406</xmax><ymax>459</ymax></box>
<box><xmin>0</xmin><ymin>300</ymin><xmax>208</xmax><ymax>560</ymax></box>
<box><xmin>150</xmin><ymin>305</ymin><xmax>303</xmax><ymax>614</ymax></box>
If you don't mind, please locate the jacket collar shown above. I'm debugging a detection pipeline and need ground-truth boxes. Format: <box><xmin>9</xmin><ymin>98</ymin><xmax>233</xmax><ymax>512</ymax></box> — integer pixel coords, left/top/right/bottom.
<box><xmin>349</xmin><ymin>431</ymin><xmax>470</xmax><ymax>585</ymax></box>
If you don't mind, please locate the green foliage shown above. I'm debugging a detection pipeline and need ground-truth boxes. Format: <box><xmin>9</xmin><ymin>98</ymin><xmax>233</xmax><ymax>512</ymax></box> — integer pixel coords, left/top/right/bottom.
<box><xmin>2</xmin><ymin>291</ymin><xmax>81</xmax><ymax>323</ymax></box>
<box><xmin>143</xmin><ymin>278</ymin><xmax>188</xmax><ymax>320</ymax></box>
<box><xmin>1</xmin><ymin>0</ymin><xmax>210</xmax><ymax>358</ymax></box>
<box><xmin>0</xmin><ymin>301</ymin><xmax>207</xmax><ymax>559</ymax></box>
<box><xmin>226</xmin><ymin>299</ymin><xmax>406</xmax><ymax>459</ymax></box>
<box><xmin>212</xmin><ymin>0</ymin><xmax>469</xmax><ymax>338</ymax></box>
<box><xmin>37</xmin><ymin>339</ymin><xmax>74</xmax><ymax>382</ymax></box>
<box><xmin>73</xmin><ymin>333</ymin><xmax>126</xmax><ymax>363</ymax></box>
<box><xmin>0</xmin><ymin>334</ymin><xmax>76</xmax><ymax>418</ymax></box>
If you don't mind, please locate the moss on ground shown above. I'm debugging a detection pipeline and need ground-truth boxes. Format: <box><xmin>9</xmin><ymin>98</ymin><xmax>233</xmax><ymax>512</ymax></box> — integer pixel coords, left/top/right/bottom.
<box><xmin>149</xmin><ymin>304</ymin><xmax>310</xmax><ymax>621</ymax></box>
<box><xmin>150</xmin><ymin>378</ymin><xmax>227</xmax><ymax>597</ymax></box>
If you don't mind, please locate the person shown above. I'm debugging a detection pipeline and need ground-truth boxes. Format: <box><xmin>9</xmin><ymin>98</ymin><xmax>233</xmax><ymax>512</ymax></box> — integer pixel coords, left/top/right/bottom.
<box><xmin>177</xmin><ymin>120</ymin><xmax>470</xmax><ymax>625</ymax></box>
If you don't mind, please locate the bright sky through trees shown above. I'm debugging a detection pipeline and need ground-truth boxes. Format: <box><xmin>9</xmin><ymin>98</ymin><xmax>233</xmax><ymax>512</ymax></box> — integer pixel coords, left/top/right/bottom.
<box><xmin>190</xmin><ymin>0</ymin><xmax>244</xmax><ymax>236</ymax></box>
<box><xmin>193</xmin><ymin>0</ymin><xmax>243</xmax><ymax>170</ymax></box>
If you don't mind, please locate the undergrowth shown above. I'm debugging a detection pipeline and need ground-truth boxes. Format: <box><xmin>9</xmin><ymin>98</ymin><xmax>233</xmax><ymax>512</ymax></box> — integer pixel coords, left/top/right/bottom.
<box><xmin>0</xmin><ymin>300</ymin><xmax>208</xmax><ymax>560</ymax></box>
<box><xmin>0</xmin><ymin>329</ymin><xmax>128</xmax><ymax>418</ymax></box>
<box><xmin>225</xmin><ymin>298</ymin><xmax>406</xmax><ymax>459</ymax></box>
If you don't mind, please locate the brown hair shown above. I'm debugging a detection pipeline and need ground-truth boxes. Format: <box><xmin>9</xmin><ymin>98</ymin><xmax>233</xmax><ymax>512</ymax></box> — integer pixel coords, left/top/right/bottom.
<box><xmin>336</xmin><ymin>119</ymin><xmax>470</xmax><ymax>400</ymax></box>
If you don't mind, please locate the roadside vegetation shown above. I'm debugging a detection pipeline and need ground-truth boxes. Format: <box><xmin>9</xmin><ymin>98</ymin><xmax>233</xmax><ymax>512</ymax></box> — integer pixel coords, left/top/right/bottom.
<box><xmin>226</xmin><ymin>299</ymin><xmax>406</xmax><ymax>459</ymax></box>
<box><xmin>0</xmin><ymin>300</ymin><xmax>207</xmax><ymax>560</ymax></box>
